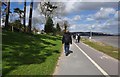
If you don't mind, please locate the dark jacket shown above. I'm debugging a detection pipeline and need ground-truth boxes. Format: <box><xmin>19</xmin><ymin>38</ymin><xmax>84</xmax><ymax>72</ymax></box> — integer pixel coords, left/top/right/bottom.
<box><xmin>78</xmin><ymin>35</ymin><xmax>81</xmax><ymax>40</ymax></box>
<box><xmin>62</xmin><ymin>32</ymin><xmax>72</xmax><ymax>45</ymax></box>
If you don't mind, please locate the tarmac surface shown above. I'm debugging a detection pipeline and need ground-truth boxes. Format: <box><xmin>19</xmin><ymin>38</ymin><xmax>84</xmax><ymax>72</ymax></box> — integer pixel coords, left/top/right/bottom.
<box><xmin>53</xmin><ymin>40</ymin><xmax>119</xmax><ymax>76</ymax></box>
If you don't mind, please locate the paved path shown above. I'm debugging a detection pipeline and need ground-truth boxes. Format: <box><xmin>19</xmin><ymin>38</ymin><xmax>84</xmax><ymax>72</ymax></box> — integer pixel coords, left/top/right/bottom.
<box><xmin>53</xmin><ymin>40</ymin><xmax>119</xmax><ymax>76</ymax></box>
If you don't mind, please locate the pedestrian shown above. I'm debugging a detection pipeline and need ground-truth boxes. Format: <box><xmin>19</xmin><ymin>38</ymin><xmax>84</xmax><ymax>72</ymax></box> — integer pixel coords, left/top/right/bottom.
<box><xmin>75</xmin><ymin>34</ymin><xmax>78</xmax><ymax>43</ymax></box>
<box><xmin>62</xmin><ymin>30</ymin><xmax>72</xmax><ymax>56</ymax></box>
<box><xmin>73</xmin><ymin>34</ymin><xmax>75</xmax><ymax>39</ymax></box>
<box><xmin>78</xmin><ymin>34</ymin><xmax>81</xmax><ymax>43</ymax></box>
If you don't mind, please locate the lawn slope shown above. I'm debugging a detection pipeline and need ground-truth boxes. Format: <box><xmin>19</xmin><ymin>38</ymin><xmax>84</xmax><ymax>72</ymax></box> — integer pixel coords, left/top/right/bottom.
<box><xmin>2</xmin><ymin>31</ymin><xmax>62</xmax><ymax>76</ymax></box>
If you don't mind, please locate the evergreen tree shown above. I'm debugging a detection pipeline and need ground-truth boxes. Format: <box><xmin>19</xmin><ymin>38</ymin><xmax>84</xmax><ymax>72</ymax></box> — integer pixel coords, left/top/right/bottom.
<box><xmin>14</xmin><ymin>8</ymin><xmax>24</xmax><ymax>31</ymax></box>
<box><xmin>44</xmin><ymin>17</ymin><xmax>54</xmax><ymax>33</ymax></box>
<box><xmin>56</xmin><ymin>23</ymin><xmax>61</xmax><ymax>32</ymax></box>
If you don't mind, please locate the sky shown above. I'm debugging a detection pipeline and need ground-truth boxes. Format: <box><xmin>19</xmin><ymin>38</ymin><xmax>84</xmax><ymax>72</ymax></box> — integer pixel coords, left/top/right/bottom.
<box><xmin>1</xmin><ymin>0</ymin><xmax>120</xmax><ymax>34</ymax></box>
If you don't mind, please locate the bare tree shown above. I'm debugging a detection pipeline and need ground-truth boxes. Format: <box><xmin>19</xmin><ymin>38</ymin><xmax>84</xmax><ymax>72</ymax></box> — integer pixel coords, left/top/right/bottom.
<box><xmin>28</xmin><ymin>1</ymin><xmax>33</xmax><ymax>33</ymax></box>
<box><xmin>40</xmin><ymin>2</ymin><xmax>57</xmax><ymax>20</ymax></box>
<box><xmin>0</xmin><ymin>1</ymin><xmax>2</xmax><ymax>28</ymax></box>
<box><xmin>5</xmin><ymin>0</ymin><xmax>10</xmax><ymax>29</ymax></box>
<box><xmin>23</xmin><ymin>0</ymin><xmax>26</xmax><ymax>32</ymax></box>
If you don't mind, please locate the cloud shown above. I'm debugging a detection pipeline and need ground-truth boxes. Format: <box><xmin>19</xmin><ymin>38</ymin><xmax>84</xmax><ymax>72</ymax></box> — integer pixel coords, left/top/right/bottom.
<box><xmin>86</xmin><ymin>18</ymin><xmax>94</xmax><ymax>21</ymax></box>
<box><xmin>54</xmin><ymin>2</ymin><xmax>118</xmax><ymax>20</ymax></box>
<box><xmin>80</xmin><ymin>0</ymin><xmax>119</xmax><ymax>2</ymax></box>
<box><xmin>9</xmin><ymin>0</ymin><xmax>119</xmax><ymax>2</ymax></box>
<box><xmin>35</xmin><ymin>2</ymin><xmax>118</xmax><ymax>20</ymax></box>
<box><xmin>25</xmin><ymin>2</ymin><xmax>117</xmax><ymax>18</ymax></box>
<box><xmin>49</xmin><ymin>0</ymin><xmax>119</xmax><ymax>2</ymax></box>
<box><xmin>60</xmin><ymin>2</ymin><xmax>118</xmax><ymax>15</ymax></box>
<box><xmin>69</xmin><ymin>24</ymin><xmax>91</xmax><ymax>32</ymax></box>
<box><xmin>93</xmin><ymin>7</ymin><xmax>116</xmax><ymax>20</ymax></box>
<box><xmin>24</xmin><ymin>4</ymin><xmax>45</xmax><ymax>29</ymax></box>
<box><xmin>73</xmin><ymin>15</ymin><xmax>81</xmax><ymax>21</ymax></box>
<box><xmin>63</xmin><ymin>0</ymin><xmax>79</xmax><ymax>13</ymax></box>
<box><xmin>69</xmin><ymin>17</ymin><xmax>118</xmax><ymax>34</ymax></box>
<box><xmin>114</xmin><ymin>11</ymin><xmax>120</xmax><ymax>21</ymax></box>
<box><xmin>114</xmin><ymin>11</ymin><xmax>118</xmax><ymax>19</ymax></box>
<box><xmin>69</xmin><ymin>24</ymin><xmax>77</xmax><ymax>30</ymax></box>
<box><xmin>91</xmin><ymin>19</ymin><xmax>118</xmax><ymax>34</ymax></box>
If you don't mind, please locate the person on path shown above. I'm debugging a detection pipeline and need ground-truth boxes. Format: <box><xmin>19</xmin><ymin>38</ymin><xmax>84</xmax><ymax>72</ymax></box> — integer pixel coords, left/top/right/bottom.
<box><xmin>62</xmin><ymin>30</ymin><xmax>72</xmax><ymax>56</ymax></box>
<box><xmin>78</xmin><ymin>34</ymin><xmax>81</xmax><ymax>43</ymax></box>
<box><xmin>75</xmin><ymin>34</ymin><xmax>78</xmax><ymax>43</ymax></box>
<box><xmin>73</xmin><ymin>34</ymin><xmax>76</xmax><ymax>39</ymax></box>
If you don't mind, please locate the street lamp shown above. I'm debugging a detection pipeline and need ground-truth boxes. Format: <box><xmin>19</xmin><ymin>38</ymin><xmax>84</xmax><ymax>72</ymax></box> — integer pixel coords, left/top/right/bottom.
<box><xmin>89</xmin><ymin>25</ymin><xmax>94</xmax><ymax>39</ymax></box>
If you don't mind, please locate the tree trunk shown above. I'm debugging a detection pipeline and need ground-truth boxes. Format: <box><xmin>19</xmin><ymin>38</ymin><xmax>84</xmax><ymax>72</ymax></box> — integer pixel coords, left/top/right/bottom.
<box><xmin>5</xmin><ymin>0</ymin><xmax>10</xmax><ymax>29</ymax></box>
<box><xmin>0</xmin><ymin>1</ymin><xmax>1</xmax><ymax>28</ymax></box>
<box><xmin>28</xmin><ymin>1</ymin><xmax>33</xmax><ymax>33</ymax></box>
<box><xmin>23</xmin><ymin>0</ymin><xmax>26</xmax><ymax>32</ymax></box>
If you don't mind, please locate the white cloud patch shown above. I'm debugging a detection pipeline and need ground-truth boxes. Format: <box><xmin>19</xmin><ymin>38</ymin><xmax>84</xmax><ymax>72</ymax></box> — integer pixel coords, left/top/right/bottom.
<box><xmin>114</xmin><ymin>11</ymin><xmax>118</xmax><ymax>18</ymax></box>
<box><xmin>60</xmin><ymin>2</ymin><xmax>118</xmax><ymax>15</ymax></box>
<box><xmin>86</xmin><ymin>18</ymin><xmax>94</xmax><ymax>21</ymax></box>
<box><xmin>114</xmin><ymin>11</ymin><xmax>120</xmax><ymax>21</ymax></box>
<box><xmin>9</xmin><ymin>0</ymin><xmax>119</xmax><ymax>2</ymax></box>
<box><xmin>93</xmin><ymin>7</ymin><xmax>116</xmax><ymax>20</ymax></box>
<box><xmin>69</xmin><ymin>17</ymin><xmax>118</xmax><ymax>34</ymax></box>
<box><xmin>69</xmin><ymin>24</ymin><xmax>91</xmax><ymax>32</ymax></box>
<box><xmin>73</xmin><ymin>15</ymin><xmax>81</xmax><ymax>21</ymax></box>
<box><xmin>69</xmin><ymin>24</ymin><xmax>77</xmax><ymax>30</ymax></box>
<box><xmin>64</xmin><ymin>0</ymin><xmax>78</xmax><ymax>13</ymax></box>
<box><xmin>40</xmin><ymin>0</ymin><xmax>119</xmax><ymax>2</ymax></box>
<box><xmin>62</xmin><ymin>17</ymin><xmax>72</xmax><ymax>22</ymax></box>
<box><xmin>80</xmin><ymin>0</ymin><xmax>119</xmax><ymax>2</ymax></box>
<box><xmin>91</xmin><ymin>19</ymin><xmax>118</xmax><ymax>34</ymax></box>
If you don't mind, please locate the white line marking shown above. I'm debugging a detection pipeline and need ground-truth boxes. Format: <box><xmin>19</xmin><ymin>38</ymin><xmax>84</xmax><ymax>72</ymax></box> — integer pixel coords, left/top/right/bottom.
<box><xmin>73</xmin><ymin>42</ymin><xmax>110</xmax><ymax>77</ymax></box>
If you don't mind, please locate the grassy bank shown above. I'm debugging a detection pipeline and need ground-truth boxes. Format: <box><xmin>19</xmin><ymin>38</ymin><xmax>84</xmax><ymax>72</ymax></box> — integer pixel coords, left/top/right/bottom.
<box><xmin>81</xmin><ymin>38</ymin><xmax>119</xmax><ymax>60</ymax></box>
<box><xmin>2</xmin><ymin>31</ymin><xmax>62</xmax><ymax>76</ymax></box>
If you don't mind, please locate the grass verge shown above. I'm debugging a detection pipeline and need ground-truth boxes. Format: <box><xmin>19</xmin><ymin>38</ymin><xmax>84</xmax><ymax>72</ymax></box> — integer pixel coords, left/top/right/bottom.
<box><xmin>2</xmin><ymin>31</ymin><xmax>62</xmax><ymax>77</ymax></box>
<box><xmin>81</xmin><ymin>38</ymin><xmax>119</xmax><ymax>60</ymax></box>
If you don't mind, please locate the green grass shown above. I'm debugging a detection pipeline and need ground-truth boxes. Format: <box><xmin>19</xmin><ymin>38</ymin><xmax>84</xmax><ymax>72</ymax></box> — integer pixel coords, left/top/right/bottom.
<box><xmin>2</xmin><ymin>30</ymin><xmax>62</xmax><ymax>77</ymax></box>
<box><xmin>81</xmin><ymin>38</ymin><xmax>119</xmax><ymax>60</ymax></box>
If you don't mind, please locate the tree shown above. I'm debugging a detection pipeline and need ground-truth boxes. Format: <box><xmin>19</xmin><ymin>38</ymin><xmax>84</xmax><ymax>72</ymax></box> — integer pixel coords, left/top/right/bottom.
<box><xmin>5</xmin><ymin>0</ymin><xmax>10</xmax><ymax>29</ymax></box>
<box><xmin>40</xmin><ymin>2</ymin><xmax>57</xmax><ymax>20</ymax></box>
<box><xmin>23</xmin><ymin>0</ymin><xmax>26</xmax><ymax>32</ymax></box>
<box><xmin>56</xmin><ymin>23</ymin><xmax>61</xmax><ymax>32</ymax></box>
<box><xmin>44</xmin><ymin>16</ymin><xmax>54</xmax><ymax>33</ymax></box>
<box><xmin>28</xmin><ymin>1</ymin><xmax>33</xmax><ymax>33</ymax></box>
<box><xmin>0</xmin><ymin>1</ymin><xmax>1</xmax><ymax>28</ymax></box>
<box><xmin>1</xmin><ymin>2</ymin><xmax>7</xmax><ymax>23</ymax></box>
<box><xmin>14</xmin><ymin>8</ymin><xmax>24</xmax><ymax>21</ymax></box>
<box><xmin>56</xmin><ymin>23</ymin><xmax>62</xmax><ymax>35</ymax></box>
<box><xmin>64</xmin><ymin>21</ymin><xmax>69</xmax><ymax>32</ymax></box>
<box><xmin>14</xmin><ymin>8</ymin><xmax>24</xmax><ymax>31</ymax></box>
<box><xmin>9</xmin><ymin>20</ymin><xmax>23</xmax><ymax>32</ymax></box>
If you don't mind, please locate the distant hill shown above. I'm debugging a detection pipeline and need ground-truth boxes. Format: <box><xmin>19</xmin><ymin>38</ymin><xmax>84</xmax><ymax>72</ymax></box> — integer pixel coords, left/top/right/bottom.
<box><xmin>70</xmin><ymin>32</ymin><xmax>116</xmax><ymax>36</ymax></box>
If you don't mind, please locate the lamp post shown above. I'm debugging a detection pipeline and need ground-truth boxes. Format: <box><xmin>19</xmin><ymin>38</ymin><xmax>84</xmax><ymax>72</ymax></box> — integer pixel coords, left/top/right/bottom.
<box><xmin>89</xmin><ymin>25</ymin><xmax>94</xmax><ymax>39</ymax></box>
